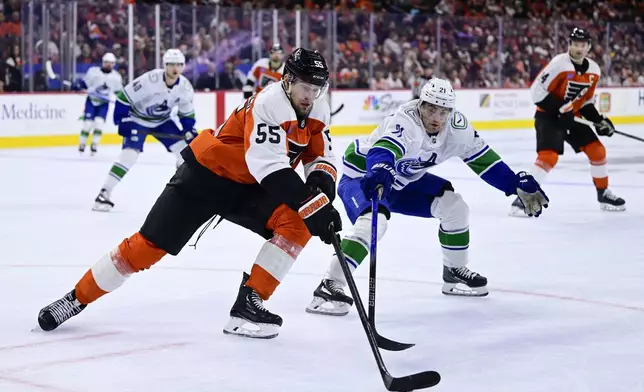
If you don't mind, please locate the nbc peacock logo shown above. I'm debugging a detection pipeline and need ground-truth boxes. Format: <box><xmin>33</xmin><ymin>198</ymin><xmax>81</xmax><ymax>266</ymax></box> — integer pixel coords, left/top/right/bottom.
<box><xmin>363</xmin><ymin>95</ymin><xmax>380</xmax><ymax>111</ymax></box>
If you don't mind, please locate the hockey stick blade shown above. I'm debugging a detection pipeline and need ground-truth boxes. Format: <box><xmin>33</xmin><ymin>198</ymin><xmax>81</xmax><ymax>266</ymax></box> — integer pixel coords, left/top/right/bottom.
<box><xmin>376</xmin><ymin>334</ymin><xmax>415</xmax><ymax>351</ymax></box>
<box><xmin>329</xmin><ymin>227</ymin><xmax>440</xmax><ymax>391</ymax></box>
<box><xmin>385</xmin><ymin>370</ymin><xmax>442</xmax><ymax>392</ymax></box>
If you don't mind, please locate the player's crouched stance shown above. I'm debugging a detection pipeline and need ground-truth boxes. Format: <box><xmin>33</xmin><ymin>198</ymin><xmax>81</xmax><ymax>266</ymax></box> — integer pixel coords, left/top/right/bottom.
<box><xmin>37</xmin><ymin>48</ymin><xmax>342</xmax><ymax>339</ymax></box>
<box><xmin>306</xmin><ymin>79</ymin><xmax>550</xmax><ymax>316</ymax></box>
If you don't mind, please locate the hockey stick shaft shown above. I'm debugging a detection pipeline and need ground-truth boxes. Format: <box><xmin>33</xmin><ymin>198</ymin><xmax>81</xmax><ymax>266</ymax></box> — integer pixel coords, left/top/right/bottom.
<box><xmin>331</xmin><ymin>103</ymin><xmax>344</xmax><ymax>117</ymax></box>
<box><xmin>369</xmin><ymin>190</ymin><xmax>415</xmax><ymax>351</ymax></box>
<box><xmin>573</xmin><ymin>117</ymin><xmax>644</xmax><ymax>143</ymax></box>
<box><xmin>330</xmin><ymin>229</ymin><xmax>441</xmax><ymax>391</ymax></box>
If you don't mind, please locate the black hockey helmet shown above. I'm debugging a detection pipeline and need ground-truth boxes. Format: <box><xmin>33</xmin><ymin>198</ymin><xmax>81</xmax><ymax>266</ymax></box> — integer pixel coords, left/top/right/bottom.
<box><xmin>284</xmin><ymin>48</ymin><xmax>329</xmax><ymax>87</ymax></box>
<box><xmin>569</xmin><ymin>27</ymin><xmax>591</xmax><ymax>44</ymax></box>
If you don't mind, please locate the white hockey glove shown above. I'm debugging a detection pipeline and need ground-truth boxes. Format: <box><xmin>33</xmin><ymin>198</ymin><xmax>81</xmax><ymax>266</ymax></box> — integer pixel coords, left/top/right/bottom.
<box><xmin>515</xmin><ymin>171</ymin><xmax>549</xmax><ymax>217</ymax></box>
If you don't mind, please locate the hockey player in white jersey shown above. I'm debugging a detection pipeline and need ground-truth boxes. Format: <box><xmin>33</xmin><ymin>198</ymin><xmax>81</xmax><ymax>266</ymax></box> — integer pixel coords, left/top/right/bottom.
<box><xmin>306</xmin><ymin>78</ymin><xmax>550</xmax><ymax>316</ymax></box>
<box><xmin>93</xmin><ymin>49</ymin><xmax>198</xmax><ymax>212</ymax></box>
<box><xmin>76</xmin><ymin>53</ymin><xmax>123</xmax><ymax>155</ymax></box>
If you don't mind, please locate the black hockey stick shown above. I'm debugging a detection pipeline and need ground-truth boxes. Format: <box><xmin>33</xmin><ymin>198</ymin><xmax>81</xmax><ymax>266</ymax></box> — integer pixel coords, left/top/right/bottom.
<box><xmin>369</xmin><ymin>189</ymin><xmax>415</xmax><ymax>352</ymax></box>
<box><xmin>573</xmin><ymin>117</ymin><xmax>644</xmax><ymax>143</ymax></box>
<box><xmin>330</xmin><ymin>226</ymin><xmax>441</xmax><ymax>391</ymax></box>
<box><xmin>331</xmin><ymin>103</ymin><xmax>344</xmax><ymax>117</ymax></box>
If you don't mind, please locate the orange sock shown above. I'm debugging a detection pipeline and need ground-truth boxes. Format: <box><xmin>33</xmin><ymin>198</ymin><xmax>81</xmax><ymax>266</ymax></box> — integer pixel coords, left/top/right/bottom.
<box><xmin>581</xmin><ymin>141</ymin><xmax>608</xmax><ymax>189</ymax></box>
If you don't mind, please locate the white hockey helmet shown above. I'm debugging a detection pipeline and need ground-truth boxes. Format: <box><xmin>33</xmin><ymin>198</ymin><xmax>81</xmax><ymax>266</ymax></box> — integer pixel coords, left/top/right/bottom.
<box><xmin>102</xmin><ymin>52</ymin><xmax>116</xmax><ymax>64</ymax></box>
<box><xmin>418</xmin><ymin>78</ymin><xmax>456</xmax><ymax>135</ymax></box>
<box><xmin>163</xmin><ymin>49</ymin><xmax>185</xmax><ymax>66</ymax></box>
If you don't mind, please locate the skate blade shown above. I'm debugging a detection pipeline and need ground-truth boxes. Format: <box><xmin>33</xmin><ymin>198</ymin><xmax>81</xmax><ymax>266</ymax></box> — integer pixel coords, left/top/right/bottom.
<box><xmin>222</xmin><ymin>317</ymin><xmax>279</xmax><ymax>339</ymax></box>
<box><xmin>600</xmin><ymin>203</ymin><xmax>626</xmax><ymax>212</ymax></box>
<box><xmin>442</xmin><ymin>282</ymin><xmax>489</xmax><ymax>297</ymax></box>
<box><xmin>92</xmin><ymin>202</ymin><xmax>113</xmax><ymax>212</ymax></box>
<box><xmin>305</xmin><ymin>297</ymin><xmax>350</xmax><ymax>316</ymax></box>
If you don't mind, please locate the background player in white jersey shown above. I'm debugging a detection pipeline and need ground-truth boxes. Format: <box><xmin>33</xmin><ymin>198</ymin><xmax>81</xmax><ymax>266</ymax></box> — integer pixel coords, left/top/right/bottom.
<box><xmin>75</xmin><ymin>53</ymin><xmax>123</xmax><ymax>155</ymax></box>
<box><xmin>242</xmin><ymin>43</ymin><xmax>285</xmax><ymax>99</ymax></box>
<box><xmin>510</xmin><ymin>27</ymin><xmax>624</xmax><ymax>216</ymax></box>
<box><xmin>93</xmin><ymin>49</ymin><xmax>198</xmax><ymax>212</ymax></box>
<box><xmin>37</xmin><ymin>48</ymin><xmax>341</xmax><ymax>340</ymax></box>
<box><xmin>306</xmin><ymin>78</ymin><xmax>550</xmax><ymax>316</ymax></box>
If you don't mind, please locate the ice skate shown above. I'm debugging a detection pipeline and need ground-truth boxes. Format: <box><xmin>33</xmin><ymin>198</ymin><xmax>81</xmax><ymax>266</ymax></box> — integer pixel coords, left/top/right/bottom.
<box><xmin>597</xmin><ymin>189</ymin><xmax>625</xmax><ymax>211</ymax></box>
<box><xmin>37</xmin><ymin>289</ymin><xmax>87</xmax><ymax>331</ymax></box>
<box><xmin>442</xmin><ymin>266</ymin><xmax>488</xmax><ymax>297</ymax></box>
<box><xmin>90</xmin><ymin>143</ymin><xmax>98</xmax><ymax>156</ymax></box>
<box><xmin>78</xmin><ymin>143</ymin><xmax>86</xmax><ymax>154</ymax></box>
<box><xmin>92</xmin><ymin>188</ymin><xmax>114</xmax><ymax>212</ymax></box>
<box><xmin>305</xmin><ymin>279</ymin><xmax>353</xmax><ymax>316</ymax></box>
<box><xmin>223</xmin><ymin>272</ymin><xmax>283</xmax><ymax>339</ymax></box>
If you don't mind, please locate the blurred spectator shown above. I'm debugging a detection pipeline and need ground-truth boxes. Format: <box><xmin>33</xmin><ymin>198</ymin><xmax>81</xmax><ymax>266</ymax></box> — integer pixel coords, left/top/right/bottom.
<box><xmin>7</xmin><ymin>0</ymin><xmax>644</xmax><ymax>93</ymax></box>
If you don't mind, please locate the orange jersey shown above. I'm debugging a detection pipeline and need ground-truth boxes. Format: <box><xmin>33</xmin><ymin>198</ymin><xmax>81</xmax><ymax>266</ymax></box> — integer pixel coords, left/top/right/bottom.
<box><xmin>531</xmin><ymin>53</ymin><xmax>601</xmax><ymax>115</ymax></box>
<box><xmin>247</xmin><ymin>58</ymin><xmax>285</xmax><ymax>94</ymax></box>
<box><xmin>190</xmin><ymin>81</ymin><xmax>336</xmax><ymax>186</ymax></box>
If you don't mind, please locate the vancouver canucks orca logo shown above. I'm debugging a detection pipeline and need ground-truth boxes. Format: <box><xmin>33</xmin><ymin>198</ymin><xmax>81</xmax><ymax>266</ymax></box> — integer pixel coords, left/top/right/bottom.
<box><xmin>146</xmin><ymin>99</ymin><xmax>171</xmax><ymax>117</ymax></box>
<box><xmin>395</xmin><ymin>153</ymin><xmax>437</xmax><ymax>177</ymax></box>
<box><xmin>96</xmin><ymin>83</ymin><xmax>110</xmax><ymax>95</ymax></box>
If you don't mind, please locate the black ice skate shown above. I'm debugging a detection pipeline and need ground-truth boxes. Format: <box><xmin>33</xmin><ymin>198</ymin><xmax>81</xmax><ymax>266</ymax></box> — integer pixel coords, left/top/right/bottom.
<box><xmin>92</xmin><ymin>188</ymin><xmax>114</xmax><ymax>212</ymax></box>
<box><xmin>442</xmin><ymin>266</ymin><xmax>488</xmax><ymax>297</ymax></box>
<box><xmin>223</xmin><ymin>272</ymin><xmax>283</xmax><ymax>339</ymax></box>
<box><xmin>90</xmin><ymin>143</ymin><xmax>98</xmax><ymax>156</ymax></box>
<box><xmin>37</xmin><ymin>289</ymin><xmax>87</xmax><ymax>331</ymax></box>
<box><xmin>509</xmin><ymin>196</ymin><xmax>528</xmax><ymax>217</ymax></box>
<box><xmin>597</xmin><ymin>189</ymin><xmax>625</xmax><ymax>211</ymax></box>
<box><xmin>78</xmin><ymin>143</ymin><xmax>86</xmax><ymax>154</ymax></box>
<box><xmin>305</xmin><ymin>279</ymin><xmax>354</xmax><ymax>316</ymax></box>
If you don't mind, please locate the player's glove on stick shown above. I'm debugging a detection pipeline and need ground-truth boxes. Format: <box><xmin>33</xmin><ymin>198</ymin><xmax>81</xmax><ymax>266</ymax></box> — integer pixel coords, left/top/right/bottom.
<box><xmin>595</xmin><ymin>116</ymin><xmax>615</xmax><ymax>137</ymax></box>
<box><xmin>360</xmin><ymin>163</ymin><xmax>396</xmax><ymax>201</ymax></box>
<box><xmin>298</xmin><ymin>190</ymin><xmax>342</xmax><ymax>244</ymax></box>
<box><xmin>515</xmin><ymin>171</ymin><xmax>549</xmax><ymax>217</ymax></box>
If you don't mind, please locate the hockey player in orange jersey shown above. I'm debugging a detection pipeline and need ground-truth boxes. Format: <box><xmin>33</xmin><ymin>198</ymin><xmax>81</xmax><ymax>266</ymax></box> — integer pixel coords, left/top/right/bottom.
<box><xmin>243</xmin><ymin>43</ymin><xmax>285</xmax><ymax>99</ymax></box>
<box><xmin>510</xmin><ymin>27</ymin><xmax>625</xmax><ymax>216</ymax></box>
<box><xmin>37</xmin><ymin>48</ymin><xmax>342</xmax><ymax>339</ymax></box>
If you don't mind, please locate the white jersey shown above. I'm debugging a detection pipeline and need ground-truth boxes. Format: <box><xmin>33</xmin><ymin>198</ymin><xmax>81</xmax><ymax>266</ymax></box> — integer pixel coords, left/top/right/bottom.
<box><xmin>115</xmin><ymin>69</ymin><xmax>195</xmax><ymax>128</ymax></box>
<box><xmin>343</xmin><ymin>100</ymin><xmax>503</xmax><ymax>190</ymax></box>
<box><xmin>83</xmin><ymin>66</ymin><xmax>123</xmax><ymax>106</ymax></box>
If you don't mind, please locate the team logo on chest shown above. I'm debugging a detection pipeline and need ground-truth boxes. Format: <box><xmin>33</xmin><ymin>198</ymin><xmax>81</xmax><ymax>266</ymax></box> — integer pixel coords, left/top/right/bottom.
<box><xmin>564</xmin><ymin>81</ymin><xmax>591</xmax><ymax>101</ymax></box>
<box><xmin>395</xmin><ymin>153</ymin><xmax>438</xmax><ymax>177</ymax></box>
<box><xmin>146</xmin><ymin>99</ymin><xmax>171</xmax><ymax>117</ymax></box>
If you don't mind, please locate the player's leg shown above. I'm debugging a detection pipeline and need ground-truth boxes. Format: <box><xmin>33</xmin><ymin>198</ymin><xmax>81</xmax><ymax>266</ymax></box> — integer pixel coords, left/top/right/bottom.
<box><xmin>306</xmin><ymin>175</ymin><xmax>389</xmax><ymax>316</ymax></box>
<box><xmin>510</xmin><ymin>116</ymin><xmax>564</xmax><ymax>217</ymax></box>
<box><xmin>92</xmin><ymin>124</ymin><xmax>146</xmax><ymax>211</ymax></box>
<box><xmin>567</xmin><ymin>122</ymin><xmax>626</xmax><ymax>211</ymax></box>
<box><xmin>37</xmin><ymin>163</ymin><xmax>226</xmax><ymax>331</ymax></box>
<box><xmin>89</xmin><ymin>103</ymin><xmax>109</xmax><ymax>155</ymax></box>
<box><xmin>389</xmin><ymin>173</ymin><xmax>488</xmax><ymax>296</ymax></box>
<box><xmin>78</xmin><ymin>99</ymin><xmax>95</xmax><ymax>153</ymax></box>
<box><xmin>220</xmin><ymin>186</ymin><xmax>314</xmax><ymax>338</ymax></box>
<box><xmin>153</xmin><ymin>121</ymin><xmax>197</xmax><ymax>168</ymax></box>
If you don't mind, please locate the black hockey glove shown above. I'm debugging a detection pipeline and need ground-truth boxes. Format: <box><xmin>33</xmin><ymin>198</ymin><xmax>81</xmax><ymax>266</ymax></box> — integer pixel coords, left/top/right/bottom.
<box><xmin>298</xmin><ymin>189</ymin><xmax>342</xmax><ymax>244</ymax></box>
<box><xmin>595</xmin><ymin>116</ymin><xmax>615</xmax><ymax>137</ymax></box>
<box><xmin>305</xmin><ymin>163</ymin><xmax>337</xmax><ymax>203</ymax></box>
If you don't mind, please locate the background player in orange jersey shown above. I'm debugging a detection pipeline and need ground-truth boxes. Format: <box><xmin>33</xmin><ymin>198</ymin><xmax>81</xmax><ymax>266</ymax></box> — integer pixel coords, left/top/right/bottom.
<box><xmin>243</xmin><ymin>43</ymin><xmax>285</xmax><ymax>99</ymax></box>
<box><xmin>510</xmin><ymin>27</ymin><xmax>625</xmax><ymax>216</ymax></box>
<box><xmin>37</xmin><ymin>48</ymin><xmax>342</xmax><ymax>339</ymax></box>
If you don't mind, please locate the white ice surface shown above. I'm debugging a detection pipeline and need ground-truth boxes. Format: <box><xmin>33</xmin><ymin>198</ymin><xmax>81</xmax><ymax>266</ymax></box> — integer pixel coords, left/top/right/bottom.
<box><xmin>0</xmin><ymin>127</ymin><xmax>643</xmax><ymax>392</ymax></box>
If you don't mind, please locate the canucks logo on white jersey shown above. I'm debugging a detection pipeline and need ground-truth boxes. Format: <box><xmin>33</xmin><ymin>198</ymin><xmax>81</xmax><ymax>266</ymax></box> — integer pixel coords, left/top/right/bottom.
<box><xmin>395</xmin><ymin>153</ymin><xmax>437</xmax><ymax>177</ymax></box>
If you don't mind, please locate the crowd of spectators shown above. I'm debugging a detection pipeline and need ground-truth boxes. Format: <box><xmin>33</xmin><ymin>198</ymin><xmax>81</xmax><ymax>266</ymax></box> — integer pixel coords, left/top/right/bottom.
<box><xmin>1</xmin><ymin>0</ymin><xmax>643</xmax><ymax>92</ymax></box>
